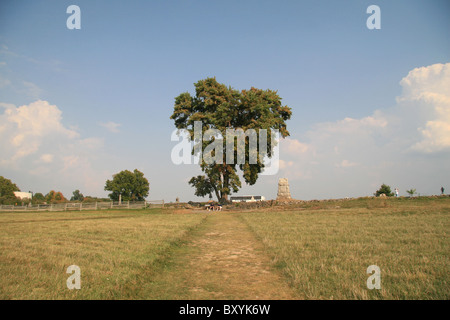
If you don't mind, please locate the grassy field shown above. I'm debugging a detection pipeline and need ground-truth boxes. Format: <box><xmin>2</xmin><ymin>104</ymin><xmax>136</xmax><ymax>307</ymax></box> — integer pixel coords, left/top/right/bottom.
<box><xmin>0</xmin><ymin>197</ymin><xmax>449</xmax><ymax>299</ymax></box>
<box><xmin>238</xmin><ymin>197</ymin><xmax>450</xmax><ymax>299</ymax></box>
<box><xmin>0</xmin><ymin>209</ymin><xmax>208</xmax><ymax>299</ymax></box>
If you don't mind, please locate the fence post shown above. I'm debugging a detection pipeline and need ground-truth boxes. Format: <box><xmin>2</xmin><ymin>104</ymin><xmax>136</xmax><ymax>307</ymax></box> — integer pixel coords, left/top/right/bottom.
<box><xmin>64</xmin><ymin>203</ymin><xmax>67</xmax><ymax>211</ymax></box>
<box><xmin>50</xmin><ymin>204</ymin><xmax>53</xmax><ymax>211</ymax></box>
<box><xmin>144</xmin><ymin>201</ymin><xmax>146</xmax><ymax>209</ymax></box>
<box><xmin>95</xmin><ymin>202</ymin><xmax>98</xmax><ymax>210</ymax></box>
<box><xmin>127</xmin><ymin>200</ymin><xmax>130</xmax><ymax>209</ymax></box>
<box><xmin>80</xmin><ymin>202</ymin><xmax>82</xmax><ymax>211</ymax></box>
<box><xmin>111</xmin><ymin>201</ymin><xmax>113</xmax><ymax>209</ymax></box>
<box><xmin>162</xmin><ymin>200</ymin><xmax>165</xmax><ymax>208</ymax></box>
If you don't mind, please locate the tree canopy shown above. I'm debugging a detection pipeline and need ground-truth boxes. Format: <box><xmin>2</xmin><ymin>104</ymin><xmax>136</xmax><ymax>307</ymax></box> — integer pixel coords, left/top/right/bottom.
<box><xmin>375</xmin><ymin>184</ymin><xmax>394</xmax><ymax>197</ymax></box>
<box><xmin>170</xmin><ymin>77</ymin><xmax>292</xmax><ymax>203</ymax></box>
<box><xmin>70</xmin><ymin>189</ymin><xmax>85</xmax><ymax>202</ymax></box>
<box><xmin>33</xmin><ymin>193</ymin><xmax>45</xmax><ymax>204</ymax></box>
<box><xmin>104</xmin><ymin>169</ymin><xmax>149</xmax><ymax>201</ymax></box>
<box><xmin>0</xmin><ymin>176</ymin><xmax>20</xmax><ymax>205</ymax></box>
<box><xmin>45</xmin><ymin>190</ymin><xmax>67</xmax><ymax>203</ymax></box>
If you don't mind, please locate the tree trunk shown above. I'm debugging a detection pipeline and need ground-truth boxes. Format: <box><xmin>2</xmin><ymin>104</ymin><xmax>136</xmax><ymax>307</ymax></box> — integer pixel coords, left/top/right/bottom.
<box><xmin>214</xmin><ymin>190</ymin><xmax>221</xmax><ymax>202</ymax></box>
<box><xmin>220</xmin><ymin>167</ymin><xmax>230</xmax><ymax>203</ymax></box>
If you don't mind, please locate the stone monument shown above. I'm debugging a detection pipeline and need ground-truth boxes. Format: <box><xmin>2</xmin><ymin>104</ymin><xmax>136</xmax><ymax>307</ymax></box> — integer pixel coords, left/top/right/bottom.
<box><xmin>277</xmin><ymin>178</ymin><xmax>292</xmax><ymax>201</ymax></box>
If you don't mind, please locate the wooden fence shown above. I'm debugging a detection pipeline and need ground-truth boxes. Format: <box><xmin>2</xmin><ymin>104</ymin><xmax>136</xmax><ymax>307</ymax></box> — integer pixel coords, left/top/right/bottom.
<box><xmin>0</xmin><ymin>200</ymin><xmax>164</xmax><ymax>212</ymax></box>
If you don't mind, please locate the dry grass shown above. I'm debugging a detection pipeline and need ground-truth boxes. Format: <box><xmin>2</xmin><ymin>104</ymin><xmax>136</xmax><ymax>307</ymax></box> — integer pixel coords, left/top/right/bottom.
<box><xmin>0</xmin><ymin>209</ymin><xmax>207</xmax><ymax>299</ymax></box>
<box><xmin>1</xmin><ymin>197</ymin><xmax>448</xmax><ymax>300</ymax></box>
<box><xmin>142</xmin><ymin>213</ymin><xmax>299</xmax><ymax>300</ymax></box>
<box><xmin>238</xmin><ymin>198</ymin><xmax>450</xmax><ymax>299</ymax></box>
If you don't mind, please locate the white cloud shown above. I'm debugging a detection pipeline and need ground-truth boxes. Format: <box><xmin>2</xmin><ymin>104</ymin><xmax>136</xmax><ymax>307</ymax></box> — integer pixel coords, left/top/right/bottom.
<box><xmin>0</xmin><ymin>100</ymin><xmax>108</xmax><ymax>196</ymax></box>
<box><xmin>335</xmin><ymin>160</ymin><xmax>359</xmax><ymax>168</ymax></box>
<box><xmin>40</xmin><ymin>154</ymin><xmax>54</xmax><ymax>163</ymax></box>
<box><xmin>397</xmin><ymin>63</ymin><xmax>449</xmax><ymax>103</ymax></box>
<box><xmin>396</xmin><ymin>63</ymin><xmax>450</xmax><ymax>153</ymax></box>
<box><xmin>281</xmin><ymin>137</ymin><xmax>310</xmax><ymax>155</ymax></box>
<box><xmin>100</xmin><ymin>121</ymin><xmax>122</xmax><ymax>133</ymax></box>
<box><xmin>0</xmin><ymin>100</ymin><xmax>79</xmax><ymax>162</ymax></box>
<box><xmin>308</xmin><ymin>113</ymin><xmax>388</xmax><ymax>142</ymax></box>
<box><xmin>276</xmin><ymin>62</ymin><xmax>450</xmax><ymax>199</ymax></box>
<box><xmin>279</xmin><ymin>159</ymin><xmax>294</xmax><ymax>169</ymax></box>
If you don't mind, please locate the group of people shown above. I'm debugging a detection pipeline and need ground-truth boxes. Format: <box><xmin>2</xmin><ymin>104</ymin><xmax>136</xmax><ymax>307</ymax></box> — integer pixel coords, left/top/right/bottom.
<box><xmin>395</xmin><ymin>188</ymin><xmax>399</xmax><ymax>197</ymax></box>
<box><xmin>206</xmin><ymin>203</ymin><xmax>222</xmax><ymax>211</ymax></box>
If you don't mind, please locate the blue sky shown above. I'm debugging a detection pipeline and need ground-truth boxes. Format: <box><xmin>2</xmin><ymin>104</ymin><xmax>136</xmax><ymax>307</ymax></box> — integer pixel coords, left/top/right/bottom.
<box><xmin>1</xmin><ymin>0</ymin><xmax>449</xmax><ymax>201</ymax></box>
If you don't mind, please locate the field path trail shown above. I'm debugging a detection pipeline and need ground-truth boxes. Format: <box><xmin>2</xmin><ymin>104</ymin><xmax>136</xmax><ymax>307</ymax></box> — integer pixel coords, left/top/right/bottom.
<box><xmin>148</xmin><ymin>212</ymin><xmax>299</xmax><ymax>300</ymax></box>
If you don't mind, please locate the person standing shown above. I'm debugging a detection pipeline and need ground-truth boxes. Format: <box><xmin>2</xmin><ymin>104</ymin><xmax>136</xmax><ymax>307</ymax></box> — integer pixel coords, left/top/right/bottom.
<box><xmin>441</xmin><ymin>187</ymin><xmax>445</xmax><ymax>195</ymax></box>
<box><xmin>395</xmin><ymin>188</ymin><xmax>399</xmax><ymax>197</ymax></box>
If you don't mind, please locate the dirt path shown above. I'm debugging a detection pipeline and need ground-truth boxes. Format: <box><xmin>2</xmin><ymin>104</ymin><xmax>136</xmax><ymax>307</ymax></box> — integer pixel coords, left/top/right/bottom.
<box><xmin>149</xmin><ymin>213</ymin><xmax>299</xmax><ymax>300</ymax></box>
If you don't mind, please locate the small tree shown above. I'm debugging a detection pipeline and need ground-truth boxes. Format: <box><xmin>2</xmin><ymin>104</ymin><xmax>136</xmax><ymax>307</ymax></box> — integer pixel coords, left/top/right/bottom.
<box><xmin>406</xmin><ymin>189</ymin><xmax>416</xmax><ymax>197</ymax></box>
<box><xmin>70</xmin><ymin>189</ymin><xmax>85</xmax><ymax>202</ymax></box>
<box><xmin>45</xmin><ymin>190</ymin><xmax>67</xmax><ymax>204</ymax></box>
<box><xmin>375</xmin><ymin>184</ymin><xmax>394</xmax><ymax>197</ymax></box>
<box><xmin>104</xmin><ymin>169</ymin><xmax>149</xmax><ymax>201</ymax></box>
<box><xmin>32</xmin><ymin>193</ymin><xmax>45</xmax><ymax>204</ymax></box>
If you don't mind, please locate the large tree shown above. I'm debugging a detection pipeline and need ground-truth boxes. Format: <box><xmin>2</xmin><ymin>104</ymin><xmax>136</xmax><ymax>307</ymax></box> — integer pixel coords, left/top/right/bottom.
<box><xmin>170</xmin><ymin>77</ymin><xmax>292</xmax><ymax>203</ymax></box>
<box><xmin>104</xmin><ymin>169</ymin><xmax>149</xmax><ymax>201</ymax></box>
<box><xmin>0</xmin><ymin>176</ymin><xmax>20</xmax><ymax>205</ymax></box>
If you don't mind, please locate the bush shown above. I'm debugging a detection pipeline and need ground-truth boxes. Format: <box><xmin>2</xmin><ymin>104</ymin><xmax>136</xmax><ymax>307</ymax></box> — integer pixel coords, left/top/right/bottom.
<box><xmin>375</xmin><ymin>184</ymin><xmax>394</xmax><ymax>197</ymax></box>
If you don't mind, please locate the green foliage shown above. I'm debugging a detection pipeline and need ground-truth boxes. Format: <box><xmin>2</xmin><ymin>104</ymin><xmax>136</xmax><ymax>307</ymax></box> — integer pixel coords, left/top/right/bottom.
<box><xmin>375</xmin><ymin>184</ymin><xmax>394</xmax><ymax>197</ymax></box>
<box><xmin>0</xmin><ymin>176</ymin><xmax>20</xmax><ymax>205</ymax></box>
<box><xmin>70</xmin><ymin>189</ymin><xmax>85</xmax><ymax>202</ymax></box>
<box><xmin>104</xmin><ymin>169</ymin><xmax>149</xmax><ymax>201</ymax></box>
<box><xmin>83</xmin><ymin>196</ymin><xmax>110</xmax><ymax>203</ymax></box>
<box><xmin>406</xmin><ymin>189</ymin><xmax>416</xmax><ymax>197</ymax></box>
<box><xmin>188</xmin><ymin>175</ymin><xmax>216</xmax><ymax>200</ymax></box>
<box><xmin>32</xmin><ymin>193</ymin><xmax>45</xmax><ymax>204</ymax></box>
<box><xmin>171</xmin><ymin>77</ymin><xmax>292</xmax><ymax>202</ymax></box>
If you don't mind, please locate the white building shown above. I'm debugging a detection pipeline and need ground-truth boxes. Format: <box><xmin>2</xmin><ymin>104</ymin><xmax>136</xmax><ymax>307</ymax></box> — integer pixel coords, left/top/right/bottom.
<box><xmin>230</xmin><ymin>195</ymin><xmax>265</xmax><ymax>202</ymax></box>
<box><xmin>14</xmin><ymin>192</ymin><xmax>33</xmax><ymax>200</ymax></box>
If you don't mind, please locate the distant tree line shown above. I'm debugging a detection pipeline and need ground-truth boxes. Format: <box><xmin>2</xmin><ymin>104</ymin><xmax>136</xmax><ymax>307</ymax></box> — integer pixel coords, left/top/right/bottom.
<box><xmin>0</xmin><ymin>170</ymin><xmax>150</xmax><ymax>206</ymax></box>
<box><xmin>1</xmin><ymin>174</ymin><xmax>444</xmax><ymax>206</ymax></box>
<box><xmin>0</xmin><ymin>176</ymin><xmax>110</xmax><ymax>205</ymax></box>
